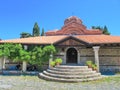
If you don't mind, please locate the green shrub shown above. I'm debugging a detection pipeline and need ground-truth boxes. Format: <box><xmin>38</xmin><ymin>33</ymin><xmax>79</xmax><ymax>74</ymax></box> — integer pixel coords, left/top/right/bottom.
<box><xmin>55</xmin><ymin>58</ymin><xmax>62</xmax><ymax>65</ymax></box>
<box><xmin>92</xmin><ymin>64</ymin><xmax>97</xmax><ymax>70</ymax></box>
<box><xmin>86</xmin><ymin>60</ymin><xmax>93</xmax><ymax>68</ymax></box>
<box><xmin>86</xmin><ymin>60</ymin><xmax>92</xmax><ymax>66</ymax></box>
<box><xmin>50</xmin><ymin>61</ymin><xmax>56</xmax><ymax>67</ymax></box>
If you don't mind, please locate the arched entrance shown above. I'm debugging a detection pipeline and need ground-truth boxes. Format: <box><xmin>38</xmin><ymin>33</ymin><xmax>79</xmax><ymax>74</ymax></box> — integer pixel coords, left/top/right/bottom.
<box><xmin>66</xmin><ymin>48</ymin><xmax>77</xmax><ymax>63</ymax></box>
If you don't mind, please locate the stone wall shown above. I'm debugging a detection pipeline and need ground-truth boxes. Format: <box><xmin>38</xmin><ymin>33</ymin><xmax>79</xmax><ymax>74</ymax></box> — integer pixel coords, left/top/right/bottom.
<box><xmin>99</xmin><ymin>48</ymin><xmax>120</xmax><ymax>65</ymax></box>
<box><xmin>99</xmin><ymin>47</ymin><xmax>120</xmax><ymax>72</ymax></box>
<box><xmin>57</xmin><ymin>47</ymin><xmax>120</xmax><ymax>72</ymax></box>
<box><xmin>55</xmin><ymin>48</ymin><xmax>65</xmax><ymax>64</ymax></box>
<box><xmin>79</xmin><ymin>48</ymin><xmax>94</xmax><ymax>65</ymax></box>
<box><xmin>79</xmin><ymin>47</ymin><xmax>120</xmax><ymax>72</ymax></box>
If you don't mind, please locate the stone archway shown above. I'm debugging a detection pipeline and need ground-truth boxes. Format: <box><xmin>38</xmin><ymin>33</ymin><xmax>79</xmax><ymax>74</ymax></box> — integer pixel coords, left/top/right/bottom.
<box><xmin>66</xmin><ymin>48</ymin><xmax>77</xmax><ymax>63</ymax></box>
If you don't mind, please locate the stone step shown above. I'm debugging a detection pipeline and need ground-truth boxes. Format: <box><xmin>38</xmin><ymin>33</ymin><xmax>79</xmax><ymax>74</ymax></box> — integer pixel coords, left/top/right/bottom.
<box><xmin>49</xmin><ymin>67</ymin><xmax>92</xmax><ymax>72</ymax></box>
<box><xmin>43</xmin><ymin>71</ymin><xmax>101</xmax><ymax>79</ymax></box>
<box><xmin>38</xmin><ymin>65</ymin><xmax>103</xmax><ymax>82</ymax></box>
<box><xmin>47</xmin><ymin>69</ymin><xmax>97</xmax><ymax>75</ymax></box>
<box><xmin>55</xmin><ymin>65</ymin><xmax>88</xmax><ymax>69</ymax></box>
<box><xmin>39</xmin><ymin>73</ymin><xmax>103</xmax><ymax>82</ymax></box>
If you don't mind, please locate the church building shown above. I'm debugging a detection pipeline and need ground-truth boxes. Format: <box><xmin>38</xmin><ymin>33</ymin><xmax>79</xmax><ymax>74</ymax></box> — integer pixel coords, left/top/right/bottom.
<box><xmin>1</xmin><ymin>16</ymin><xmax>120</xmax><ymax>73</ymax></box>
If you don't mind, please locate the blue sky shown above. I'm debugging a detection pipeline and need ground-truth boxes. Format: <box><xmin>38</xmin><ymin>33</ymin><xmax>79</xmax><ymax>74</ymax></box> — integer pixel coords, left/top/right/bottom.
<box><xmin>0</xmin><ymin>0</ymin><xmax>120</xmax><ymax>40</ymax></box>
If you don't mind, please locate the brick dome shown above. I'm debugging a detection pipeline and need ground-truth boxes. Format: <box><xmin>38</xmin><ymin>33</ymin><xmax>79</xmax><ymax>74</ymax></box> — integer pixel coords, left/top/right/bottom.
<box><xmin>64</xmin><ymin>16</ymin><xmax>82</xmax><ymax>25</ymax></box>
<box><xmin>46</xmin><ymin>16</ymin><xmax>102</xmax><ymax>36</ymax></box>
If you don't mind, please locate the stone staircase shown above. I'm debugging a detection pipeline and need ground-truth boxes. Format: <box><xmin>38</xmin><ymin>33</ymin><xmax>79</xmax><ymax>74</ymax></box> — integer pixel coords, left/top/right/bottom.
<box><xmin>38</xmin><ymin>65</ymin><xmax>103</xmax><ymax>82</ymax></box>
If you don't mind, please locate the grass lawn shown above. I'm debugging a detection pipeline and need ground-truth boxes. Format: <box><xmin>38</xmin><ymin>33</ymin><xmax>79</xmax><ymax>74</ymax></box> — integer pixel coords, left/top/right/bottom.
<box><xmin>0</xmin><ymin>75</ymin><xmax>120</xmax><ymax>90</ymax></box>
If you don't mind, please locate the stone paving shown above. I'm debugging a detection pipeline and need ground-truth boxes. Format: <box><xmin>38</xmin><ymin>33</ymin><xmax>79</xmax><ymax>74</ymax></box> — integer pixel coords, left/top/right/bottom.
<box><xmin>0</xmin><ymin>75</ymin><xmax>120</xmax><ymax>90</ymax></box>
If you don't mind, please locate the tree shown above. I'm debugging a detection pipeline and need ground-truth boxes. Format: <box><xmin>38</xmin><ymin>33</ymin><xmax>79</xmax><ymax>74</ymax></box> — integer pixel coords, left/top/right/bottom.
<box><xmin>30</xmin><ymin>46</ymin><xmax>43</xmax><ymax>67</ymax></box>
<box><xmin>13</xmin><ymin>44</ymin><xmax>31</xmax><ymax>62</ymax></box>
<box><xmin>0</xmin><ymin>44</ymin><xmax>30</xmax><ymax>71</ymax></box>
<box><xmin>20</xmin><ymin>32</ymin><xmax>32</xmax><ymax>38</ymax></box>
<box><xmin>92</xmin><ymin>25</ymin><xmax>110</xmax><ymax>35</ymax></box>
<box><xmin>8</xmin><ymin>44</ymin><xmax>31</xmax><ymax>72</ymax></box>
<box><xmin>30</xmin><ymin>45</ymin><xmax>56</xmax><ymax>70</ymax></box>
<box><xmin>20</xmin><ymin>22</ymin><xmax>41</xmax><ymax>38</ymax></box>
<box><xmin>0</xmin><ymin>43</ymin><xmax>30</xmax><ymax>62</ymax></box>
<box><xmin>41</xmin><ymin>28</ymin><xmax>45</xmax><ymax>36</ymax></box>
<box><xmin>0</xmin><ymin>43</ymin><xmax>20</xmax><ymax>69</ymax></box>
<box><xmin>32</xmin><ymin>22</ymin><xmax>40</xmax><ymax>36</ymax></box>
<box><xmin>103</xmin><ymin>26</ymin><xmax>110</xmax><ymax>35</ymax></box>
<box><xmin>0</xmin><ymin>43</ymin><xmax>56</xmax><ymax>71</ymax></box>
<box><xmin>42</xmin><ymin>45</ymin><xmax>56</xmax><ymax>61</ymax></box>
<box><xmin>92</xmin><ymin>26</ymin><xmax>103</xmax><ymax>30</ymax></box>
<box><xmin>91</xmin><ymin>26</ymin><xmax>95</xmax><ymax>29</ymax></box>
<box><xmin>0</xmin><ymin>43</ymin><xmax>14</xmax><ymax>58</ymax></box>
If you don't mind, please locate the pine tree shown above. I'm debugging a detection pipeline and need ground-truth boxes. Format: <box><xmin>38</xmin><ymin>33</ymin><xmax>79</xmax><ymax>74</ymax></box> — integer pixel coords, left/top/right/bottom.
<box><xmin>32</xmin><ymin>22</ymin><xmax>40</xmax><ymax>36</ymax></box>
<box><xmin>20</xmin><ymin>32</ymin><xmax>32</xmax><ymax>38</ymax></box>
<box><xmin>103</xmin><ymin>25</ymin><xmax>110</xmax><ymax>35</ymax></box>
<box><xmin>92</xmin><ymin>26</ymin><xmax>95</xmax><ymax>29</ymax></box>
<box><xmin>41</xmin><ymin>28</ymin><xmax>45</xmax><ymax>36</ymax></box>
<box><xmin>92</xmin><ymin>25</ymin><xmax>110</xmax><ymax>35</ymax></box>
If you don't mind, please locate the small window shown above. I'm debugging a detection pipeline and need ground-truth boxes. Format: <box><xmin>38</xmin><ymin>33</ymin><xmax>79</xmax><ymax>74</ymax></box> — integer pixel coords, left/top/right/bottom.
<box><xmin>71</xmin><ymin>32</ymin><xmax>77</xmax><ymax>35</ymax></box>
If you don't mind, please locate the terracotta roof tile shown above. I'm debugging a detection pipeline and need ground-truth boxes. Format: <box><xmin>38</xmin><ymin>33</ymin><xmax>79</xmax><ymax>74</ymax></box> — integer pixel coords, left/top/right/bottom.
<box><xmin>75</xmin><ymin>35</ymin><xmax>120</xmax><ymax>44</ymax></box>
<box><xmin>0</xmin><ymin>36</ymin><xmax>68</xmax><ymax>44</ymax></box>
<box><xmin>0</xmin><ymin>35</ymin><xmax>120</xmax><ymax>45</ymax></box>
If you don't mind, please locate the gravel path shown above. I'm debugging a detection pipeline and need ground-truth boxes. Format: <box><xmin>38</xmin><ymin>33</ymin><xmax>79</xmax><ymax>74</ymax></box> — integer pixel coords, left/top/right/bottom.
<box><xmin>0</xmin><ymin>75</ymin><xmax>120</xmax><ymax>90</ymax></box>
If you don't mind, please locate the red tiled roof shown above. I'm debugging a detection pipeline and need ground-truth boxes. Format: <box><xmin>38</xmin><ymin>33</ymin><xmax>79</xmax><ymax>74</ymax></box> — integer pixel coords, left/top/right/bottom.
<box><xmin>46</xmin><ymin>29</ymin><xmax>102</xmax><ymax>35</ymax></box>
<box><xmin>75</xmin><ymin>35</ymin><xmax>120</xmax><ymax>44</ymax></box>
<box><xmin>84</xmin><ymin>29</ymin><xmax>103</xmax><ymax>35</ymax></box>
<box><xmin>0</xmin><ymin>36</ymin><xmax>68</xmax><ymax>44</ymax></box>
<box><xmin>0</xmin><ymin>35</ymin><xmax>120</xmax><ymax>45</ymax></box>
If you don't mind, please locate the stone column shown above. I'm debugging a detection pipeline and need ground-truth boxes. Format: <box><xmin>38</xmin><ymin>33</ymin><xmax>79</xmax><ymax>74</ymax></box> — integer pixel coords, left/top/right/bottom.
<box><xmin>0</xmin><ymin>58</ymin><xmax>3</xmax><ymax>70</ymax></box>
<box><xmin>22</xmin><ymin>61</ymin><xmax>27</xmax><ymax>72</ymax></box>
<box><xmin>24</xmin><ymin>45</ymin><xmax>28</xmax><ymax>50</ymax></box>
<box><xmin>63</xmin><ymin>52</ymin><xmax>66</xmax><ymax>64</ymax></box>
<box><xmin>22</xmin><ymin>45</ymin><xmax>28</xmax><ymax>72</ymax></box>
<box><xmin>2</xmin><ymin>57</ymin><xmax>6</xmax><ymax>69</ymax></box>
<box><xmin>93</xmin><ymin>46</ymin><xmax>100</xmax><ymax>72</ymax></box>
<box><xmin>49</xmin><ymin>53</ymin><xmax>53</xmax><ymax>68</ymax></box>
<box><xmin>78</xmin><ymin>51</ymin><xmax>80</xmax><ymax>64</ymax></box>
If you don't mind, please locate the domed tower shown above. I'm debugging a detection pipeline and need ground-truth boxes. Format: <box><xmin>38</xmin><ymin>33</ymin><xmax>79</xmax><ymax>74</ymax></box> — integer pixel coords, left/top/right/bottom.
<box><xmin>64</xmin><ymin>16</ymin><xmax>83</xmax><ymax>25</ymax></box>
<box><xmin>45</xmin><ymin>16</ymin><xmax>102</xmax><ymax>36</ymax></box>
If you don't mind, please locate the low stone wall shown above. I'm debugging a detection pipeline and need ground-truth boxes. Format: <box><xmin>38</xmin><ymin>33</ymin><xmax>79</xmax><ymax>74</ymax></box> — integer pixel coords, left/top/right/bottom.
<box><xmin>100</xmin><ymin>65</ymin><xmax>120</xmax><ymax>73</ymax></box>
<box><xmin>5</xmin><ymin>63</ymin><xmax>18</xmax><ymax>70</ymax></box>
<box><xmin>0</xmin><ymin>70</ymin><xmax>39</xmax><ymax>75</ymax></box>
